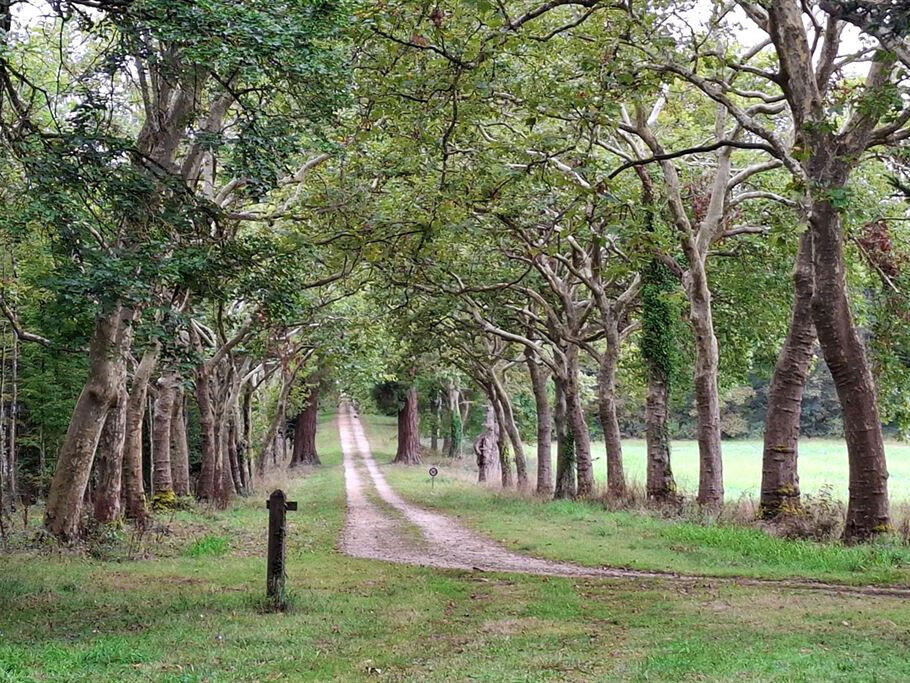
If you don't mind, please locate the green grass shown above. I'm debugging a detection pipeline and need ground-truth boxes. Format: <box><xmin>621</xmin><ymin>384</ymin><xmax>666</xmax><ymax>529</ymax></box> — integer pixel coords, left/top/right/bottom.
<box><xmin>3</xmin><ymin>412</ymin><xmax>910</xmax><ymax>681</ymax></box>
<box><xmin>372</xmin><ymin>415</ymin><xmax>910</xmax><ymax>504</ymax></box>
<box><xmin>592</xmin><ymin>438</ymin><xmax>910</xmax><ymax>502</ymax></box>
<box><xmin>364</xmin><ymin>416</ymin><xmax>910</xmax><ymax>587</ymax></box>
<box><xmin>183</xmin><ymin>534</ymin><xmax>230</xmax><ymax>558</ymax></box>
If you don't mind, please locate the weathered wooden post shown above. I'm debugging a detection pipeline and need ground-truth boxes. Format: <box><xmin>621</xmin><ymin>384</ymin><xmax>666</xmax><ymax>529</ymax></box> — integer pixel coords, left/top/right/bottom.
<box><xmin>266</xmin><ymin>489</ymin><xmax>297</xmax><ymax>608</ymax></box>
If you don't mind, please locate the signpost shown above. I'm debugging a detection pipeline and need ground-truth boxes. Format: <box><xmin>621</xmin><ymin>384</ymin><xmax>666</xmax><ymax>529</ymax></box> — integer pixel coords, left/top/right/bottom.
<box><xmin>428</xmin><ymin>466</ymin><xmax>438</xmax><ymax>490</ymax></box>
<box><xmin>266</xmin><ymin>489</ymin><xmax>297</xmax><ymax>609</ymax></box>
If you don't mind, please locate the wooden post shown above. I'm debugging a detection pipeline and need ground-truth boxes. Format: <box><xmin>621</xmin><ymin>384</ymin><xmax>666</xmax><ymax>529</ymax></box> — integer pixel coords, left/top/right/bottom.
<box><xmin>266</xmin><ymin>489</ymin><xmax>297</xmax><ymax>608</ymax></box>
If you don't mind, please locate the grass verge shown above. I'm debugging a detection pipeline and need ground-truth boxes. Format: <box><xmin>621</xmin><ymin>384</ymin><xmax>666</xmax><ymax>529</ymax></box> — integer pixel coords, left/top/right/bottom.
<box><xmin>2</xmin><ymin>412</ymin><xmax>910</xmax><ymax>682</ymax></box>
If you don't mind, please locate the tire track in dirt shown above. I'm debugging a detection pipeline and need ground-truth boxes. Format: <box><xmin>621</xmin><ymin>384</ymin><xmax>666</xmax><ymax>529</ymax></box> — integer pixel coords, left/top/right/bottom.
<box><xmin>337</xmin><ymin>403</ymin><xmax>910</xmax><ymax>599</ymax></box>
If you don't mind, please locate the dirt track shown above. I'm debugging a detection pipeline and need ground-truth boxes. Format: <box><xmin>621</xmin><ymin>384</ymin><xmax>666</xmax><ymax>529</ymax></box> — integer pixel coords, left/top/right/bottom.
<box><xmin>337</xmin><ymin>404</ymin><xmax>910</xmax><ymax>599</ymax></box>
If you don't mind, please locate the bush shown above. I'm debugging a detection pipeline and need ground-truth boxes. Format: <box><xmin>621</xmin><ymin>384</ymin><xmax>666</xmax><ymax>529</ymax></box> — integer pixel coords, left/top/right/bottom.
<box><xmin>773</xmin><ymin>485</ymin><xmax>844</xmax><ymax>542</ymax></box>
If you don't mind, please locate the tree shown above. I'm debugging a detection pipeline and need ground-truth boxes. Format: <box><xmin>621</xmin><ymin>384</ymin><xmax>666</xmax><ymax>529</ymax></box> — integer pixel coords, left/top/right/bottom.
<box><xmin>736</xmin><ymin>0</ymin><xmax>908</xmax><ymax>540</ymax></box>
<box><xmin>0</xmin><ymin>0</ymin><xmax>358</xmax><ymax>536</ymax></box>
<box><xmin>290</xmin><ymin>374</ymin><xmax>323</xmax><ymax>467</ymax></box>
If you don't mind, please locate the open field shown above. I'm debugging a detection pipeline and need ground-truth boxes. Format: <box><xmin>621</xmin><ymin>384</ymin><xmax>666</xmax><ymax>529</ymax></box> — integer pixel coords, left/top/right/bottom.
<box><xmin>415</xmin><ymin>425</ymin><xmax>910</xmax><ymax>503</ymax></box>
<box><xmin>3</xmin><ymin>413</ymin><xmax>910</xmax><ymax>682</ymax></box>
<box><xmin>595</xmin><ymin>439</ymin><xmax>910</xmax><ymax>502</ymax></box>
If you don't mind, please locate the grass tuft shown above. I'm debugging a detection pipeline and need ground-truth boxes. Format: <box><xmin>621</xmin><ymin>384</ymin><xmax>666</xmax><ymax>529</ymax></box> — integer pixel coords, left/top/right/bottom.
<box><xmin>183</xmin><ymin>534</ymin><xmax>230</xmax><ymax>558</ymax></box>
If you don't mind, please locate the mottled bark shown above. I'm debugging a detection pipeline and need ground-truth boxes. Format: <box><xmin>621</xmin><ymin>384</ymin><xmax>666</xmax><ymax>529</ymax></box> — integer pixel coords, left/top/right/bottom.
<box><xmin>443</xmin><ymin>383</ymin><xmax>463</xmax><ymax>458</ymax></box>
<box><xmin>214</xmin><ymin>362</ymin><xmax>248</xmax><ymax>498</ymax></box>
<box><xmin>93</xmin><ymin>385</ymin><xmax>128</xmax><ymax>523</ymax></box>
<box><xmin>564</xmin><ymin>346</ymin><xmax>594</xmax><ymax>497</ymax></box>
<box><xmin>766</xmin><ymin>0</ymin><xmax>891</xmax><ymax>541</ymax></box>
<box><xmin>526</xmin><ymin>349</ymin><xmax>552</xmax><ymax>495</ymax></box>
<box><xmin>431</xmin><ymin>391</ymin><xmax>441</xmax><ymax>452</ymax></box>
<box><xmin>645</xmin><ymin>371</ymin><xmax>675</xmax><ymax>502</ymax></box>
<box><xmin>239</xmin><ymin>385</ymin><xmax>253</xmax><ymax>490</ymax></box>
<box><xmin>0</xmin><ymin>346</ymin><xmax>8</xmax><ymax>515</ymax></box>
<box><xmin>489</xmin><ymin>389</ymin><xmax>514</xmax><ymax>488</ymax></box>
<box><xmin>226</xmin><ymin>416</ymin><xmax>242</xmax><ymax>494</ymax></box>
<box><xmin>491</xmin><ymin>374</ymin><xmax>528</xmax><ymax>489</ymax></box>
<box><xmin>393</xmin><ymin>387</ymin><xmax>421</xmax><ymax>464</ymax></box>
<box><xmin>170</xmin><ymin>386</ymin><xmax>191</xmax><ymax>497</ymax></box>
<box><xmin>194</xmin><ymin>359</ymin><xmax>219</xmax><ymax>501</ymax></box>
<box><xmin>686</xmin><ymin>261</ymin><xmax>723</xmax><ymax>506</ymax></box>
<box><xmin>761</xmin><ymin>232</ymin><xmax>816</xmax><ymax>518</ymax></box>
<box><xmin>257</xmin><ymin>370</ymin><xmax>296</xmax><ymax>476</ymax></box>
<box><xmin>8</xmin><ymin>333</ymin><xmax>17</xmax><ymax>505</ymax></box>
<box><xmin>597</xmin><ymin>344</ymin><xmax>626</xmax><ymax>498</ymax></box>
<box><xmin>473</xmin><ymin>402</ymin><xmax>498</xmax><ymax>483</ymax></box>
<box><xmin>45</xmin><ymin>305</ymin><xmax>131</xmax><ymax>540</ymax></box>
<box><xmin>123</xmin><ymin>346</ymin><xmax>160</xmax><ymax>520</ymax></box>
<box><xmin>553</xmin><ymin>376</ymin><xmax>576</xmax><ymax>499</ymax></box>
<box><xmin>152</xmin><ymin>374</ymin><xmax>177</xmax><ymax>496</ymax></box>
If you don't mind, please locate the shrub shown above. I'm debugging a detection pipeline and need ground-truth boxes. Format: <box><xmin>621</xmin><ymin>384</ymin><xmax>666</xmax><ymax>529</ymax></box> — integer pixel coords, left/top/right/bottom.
<box><xmin>773</xmin><ymin>485</ymin><xmax>844</xmax><ymax>542</ymax></box>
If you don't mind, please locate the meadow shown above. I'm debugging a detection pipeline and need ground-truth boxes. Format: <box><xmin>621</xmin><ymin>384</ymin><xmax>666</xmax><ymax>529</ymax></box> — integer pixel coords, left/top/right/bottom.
<box><xmin>592</xmin><ymin>439</ymin><xmax>910</xmax><ymax>502</ymax></box>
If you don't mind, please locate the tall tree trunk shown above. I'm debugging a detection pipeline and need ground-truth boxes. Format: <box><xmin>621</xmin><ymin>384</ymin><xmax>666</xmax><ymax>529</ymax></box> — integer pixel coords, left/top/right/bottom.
<box><xmin>473</xmin><ymin>402</ymin><xmax>498</xmax><ymax>483</ymax></box>
<box><xmin>685</xmin><ymin>260</ymin><xmax>724</xmax><ymax>506</ymax></box>
<box><xmin>240</xmin><ymin>384</ymin><xmax>253</xmax><ymax>489</ymax></box>
<box><xmin>810</xmin><ymin>200</ymin><xmax>889</xmax><ymax>542</ymax></box>
<box><xmin>641</xmin><ymin>257</ymin><xmax>677</xmax><ymax>503</ymax></box>
<box><xmin>213</xmin><ymin>363</ymin><xmax>245</xmax><ymax>501</ymax></box>
<box><xmin>564</xmin><ymin>346</ymin><xmax>594</xmax><ymax>496</ymax></box>
<box><xmin>123</xmin><ymin>346</ymin><xmax>159</xmax><ymax>520</ymax></box>
<box><xmin>194</xmin><ymin>360</ymin><xmax>219</xmax><ymax>501</ymax></box>
<box><xmin>490</xmin><ymin>391</ymin><xmax>514</xmax><ymax>488</ymax></box>
<box><xmin>393</xmin><ymin>387</ymin><xmax>421</xmax><ymax>464</ymax></box>
<box><xmin>93</xmin><ymin>386</ymin><xmax>128</xmax><ymax>523</ymax></box>
<box><xmin>9</xmin><ymin>331</ymin><xmax>17</xmax><ymax>504</ymax></box>
<box><xmin>645</xmin><ymin>370</ymin><xmax>674</xmax><ymax>502</ymax></box>
<box><xmin>45</xmin><ymin>305</ymin><xmax>131</xmax><ymax>540</ymax></box>
<box><xmin>234</xmin><ymin>387</ymin><xmax>250</xmax><ymax>491</ymax></box>
<box><xmin>444</xmin><ymin>383</ymin><xmax>463</xmax><ymax>458</ymax></box>
<box><xmin>225</xmin><ymin>416</ymin><xmax>242</xmax><ymax>494</ymax></box>
<box><xmin>761</xmin><ymin>232</ymin><xmax>816</xmax><ymax>518</ymax></box>
<box><xmin>491</xmin><ymin>374</ymin><xmax>528</xmax><ymax>489</ymax></box>
<box><xmin>597</xmin><ymin>342</ymin><xmax>626</xmax><ymax>498</ymax></box>
<box><xmin>526</xmin><ymin>349</ymin><xmax>552</xmax><ymax>495</ymax></box>
<box><xmin>0</xmin><ymin>340</ymin><xmax>9</xmax><ymax>516</ymax></box>
<box><xmin>431</xmin><ymin>391</ymin><xmax>441</xmax><ymax>452</ymax></box>
<box><xmin>291</xmin><ymin>384</ymin><xmax>320</xmax><ymax>466</ymax></box>
<box><xmin>170</xmin><ymin>386</ymin><xmax>191</xmax><ymax>497</ymax></box>
<box><xmin>152</xmin><ymin>374</ymin><xmax>177</xmax><ymax>497</ymax></box>
<box><xmin>553</xmin><ymin>375</ymin><xmax>576</xmax><ymax>499</ymax></box>
<box><xmin>764</xmin><ymin>0</ymin><xmax>890</xmax><ymax>542</ymax></box>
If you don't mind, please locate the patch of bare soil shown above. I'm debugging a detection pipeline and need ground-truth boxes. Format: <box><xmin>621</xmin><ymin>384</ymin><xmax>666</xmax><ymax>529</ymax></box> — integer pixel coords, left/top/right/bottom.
<box><xmin>337</xmin><ymin>404</ymin><xmax>910</xmax><ymax>600</ymax></box>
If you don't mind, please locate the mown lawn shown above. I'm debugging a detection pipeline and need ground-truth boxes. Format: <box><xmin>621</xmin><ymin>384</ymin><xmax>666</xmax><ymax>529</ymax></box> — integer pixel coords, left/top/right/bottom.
<box><xmin>407</xmin><ymin>424</ymin><xmax>910</xmax><ymax>503</ymax></box>
<box><xmin>366</xmin><ymin>416</ymin><xmax>910</xmax><ymax>587</ymax></box>
<box><xmin>3</xmin><ymin>413</ymin><xmax>910</xmax><ymax>682</ymax></box>
<box><xmin>593</xmin><ymin>439</ymin><xmax>910</xmax><ymax>502</ymax></box>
